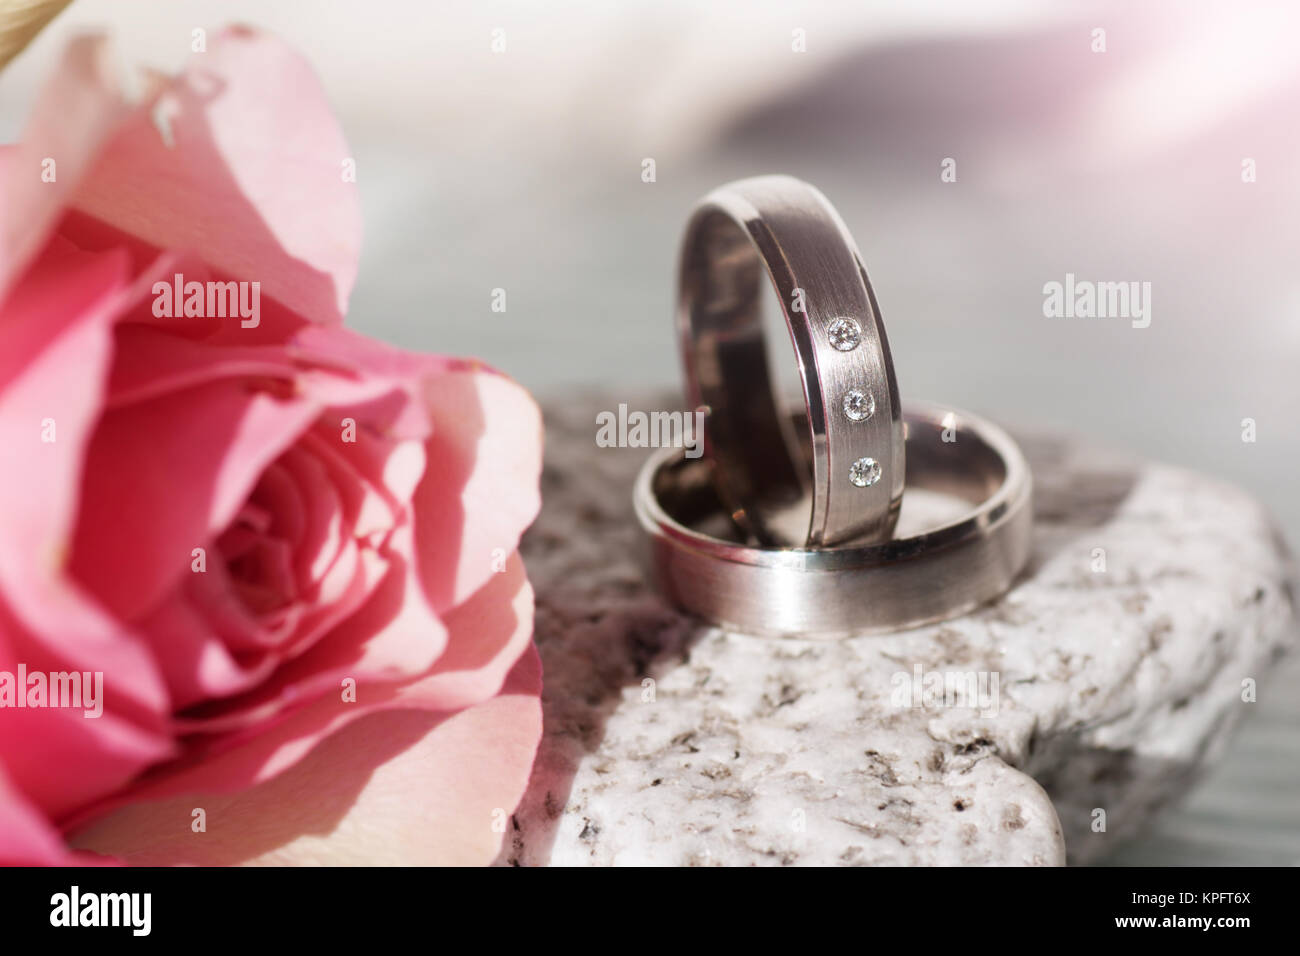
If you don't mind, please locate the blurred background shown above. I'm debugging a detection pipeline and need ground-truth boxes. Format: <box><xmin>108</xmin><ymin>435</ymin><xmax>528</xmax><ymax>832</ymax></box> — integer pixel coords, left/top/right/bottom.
<box><xmin>2</xmin><ymin>0</ymin><xmax>1296</xmax><ymax>864</ymax></box>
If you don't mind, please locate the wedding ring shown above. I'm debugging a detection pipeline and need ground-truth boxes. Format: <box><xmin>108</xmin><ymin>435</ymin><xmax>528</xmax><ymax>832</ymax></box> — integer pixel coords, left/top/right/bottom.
<box><xmin>634</xmin><ymin>403</ymin><xmax>1032</xmax><ymax>638</ymax></box>
<box><xmin>678</xmin><ymin>174</ymin><xmax>904</xmax><ymax>548</ymax></box>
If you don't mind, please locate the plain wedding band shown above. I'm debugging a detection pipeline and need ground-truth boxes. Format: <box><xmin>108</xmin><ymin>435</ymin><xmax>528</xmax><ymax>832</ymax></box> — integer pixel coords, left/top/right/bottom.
<box><xmin>633</xmin><ymin>402</ymin><xmax>1033</xmax><ymax>638</ymax></box>
<box><xmin>677</xmin><ymin>174</ymin><xmax>905</xmax><ymax>548</ymax></box>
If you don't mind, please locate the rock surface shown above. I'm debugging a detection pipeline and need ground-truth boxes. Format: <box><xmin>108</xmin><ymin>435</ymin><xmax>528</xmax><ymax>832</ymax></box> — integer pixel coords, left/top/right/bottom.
<box><xmin>496</xmin><ymin>393</ymin><xmax>1297</xmax><ymax>866</ymax></box>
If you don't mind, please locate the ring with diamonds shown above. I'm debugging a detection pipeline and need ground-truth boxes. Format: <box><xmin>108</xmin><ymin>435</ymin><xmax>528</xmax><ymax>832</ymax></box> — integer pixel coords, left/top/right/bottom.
<box><xmin>634</xmin><ymin>403</ymin><xmax>1033</xmax><ymax>638</ymax></box>
<box><xmin>678</xmin><ymin>174</ymin><xmax>904</xmax><ymax>548</ymax></box>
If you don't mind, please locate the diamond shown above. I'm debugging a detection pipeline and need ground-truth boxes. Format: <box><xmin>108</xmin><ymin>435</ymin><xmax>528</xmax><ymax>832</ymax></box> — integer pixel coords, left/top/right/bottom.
<box><xmin>842</xmin><ymin>388</ymin><xmax>875</xmax><ymax>422</ymax></box>
<box><xmin>827</xmin><ymin>317</ymin><xmax>862</xmax><ymax>351</ymax></box>
<box><xmin>849</xmin><ymin>457</ymin><xmax>882</xmax><ymax>487</ymax></box>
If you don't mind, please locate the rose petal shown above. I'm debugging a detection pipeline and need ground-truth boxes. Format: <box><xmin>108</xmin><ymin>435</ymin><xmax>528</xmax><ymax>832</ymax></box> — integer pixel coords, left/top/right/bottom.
<box><xmin>66</xmin><ymin>646</ymin><xmax>541</xmax><ymax>865</ymax></box>
<box><xmin>0</xmin><ymin>245</ymin><xmax>123</xmax><ymax>620</ymax></box>
<box><xmin>64</xmin><ymin>554</ymin><xmax>532</xmax><ymax>814</ymax></box>
<box><xmin>70</xmin><ymin>27</ymin><xmax>361</xmax><ymax>325</ymax></box>
<box><xmin>105</xmin><ymin>323</ymin><xmax>301</xmax><ymax>407</ymax></box>
<box><xmin>172</xmin><ymin>529</ymin><xmax>446</xmax><ymax>734</ymax></box>
<box><xmin>0</xmin><ymin>763</ymin><xmax>84</xmax><ymax>866</ymax></box>
<box><xmin>0</xmin><ymin>241</ymin><xmax>173</xmax><ymax>730</ymax></box>
<box><xmin>1</xmin><ymin>599</ymin><xmax>174</xmax><ymax>822</ymax></box>
<box><xmin>0</xmin><ymin>35</ymin><xmax>130</xmax><ymax>299</ymax></box>
<box><xmin>384</xmin><ymin>552</ymin><xmax>537</xmax><ymax>712</ymax></box>
<box><xmin>132</xmin><ymin>587</ymin><xmax>281</xmax><ymax>710</ymax></box>
<box><xmin>69</xmin><ymin>379</ymin><xmax>322</xmax><ymax>621</ymax></box>
<box><xmin>414</xmin><ymin>370</ymin><xmax>543</xmax><ymax>614</ymax></box>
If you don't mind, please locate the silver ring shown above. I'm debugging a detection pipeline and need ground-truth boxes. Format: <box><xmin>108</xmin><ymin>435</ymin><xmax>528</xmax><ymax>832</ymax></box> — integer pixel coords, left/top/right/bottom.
<box><xmin>634</xmin><ymin>403</ymin><xmax>1032</xmax><ymax>638</ymax></box>
<box><xmin>678</xmin><ymin>174</ymin><xmax>904</xmax><ymax>548</ymax></box>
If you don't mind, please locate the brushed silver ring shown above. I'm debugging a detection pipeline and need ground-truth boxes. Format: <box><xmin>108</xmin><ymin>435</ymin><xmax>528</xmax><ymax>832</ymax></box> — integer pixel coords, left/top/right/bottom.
<box><xmin>678</xmin><ymin>174</ymin><xmax>904</xmax><ymax>548</ymax></box>
<box><xmin>634</xmin><ymin>403</ymin><xmax>1032</xmax><ymax>638</ymax></box>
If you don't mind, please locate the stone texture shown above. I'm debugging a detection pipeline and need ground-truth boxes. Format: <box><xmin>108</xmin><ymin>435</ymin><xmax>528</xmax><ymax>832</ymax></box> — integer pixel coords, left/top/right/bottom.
<box><xmin>496</xmin><ymin>393</ymin><xmax>1297</xmax><ymax>866</ymax></box>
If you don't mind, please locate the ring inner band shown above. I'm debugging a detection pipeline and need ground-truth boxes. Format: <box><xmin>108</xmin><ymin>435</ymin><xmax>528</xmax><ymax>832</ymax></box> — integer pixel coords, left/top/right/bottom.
<box><xmin>654</xmin><ymin>412</ymin><xmax>1007</xmax><ymax>550</ymax></box>
<box><xmin>681</xmin><ymin>209</ymin><xmax>810</xmax><ymax>539</ymax></box>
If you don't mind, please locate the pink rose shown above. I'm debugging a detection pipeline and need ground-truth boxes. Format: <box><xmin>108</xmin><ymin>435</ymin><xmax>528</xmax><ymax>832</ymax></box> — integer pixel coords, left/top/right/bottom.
<box><xmin>0</xmin><ymin>28</ymin><xmax>543</xmax><ymax>865</ymax></box>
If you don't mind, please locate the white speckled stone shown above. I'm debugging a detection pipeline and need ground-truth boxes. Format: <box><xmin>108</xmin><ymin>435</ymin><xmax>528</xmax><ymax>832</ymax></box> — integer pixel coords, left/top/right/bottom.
<box><xmin>497</xmin><ymin>393</ymin><xmax>1297</xmax><ymax>866</ymax></box>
